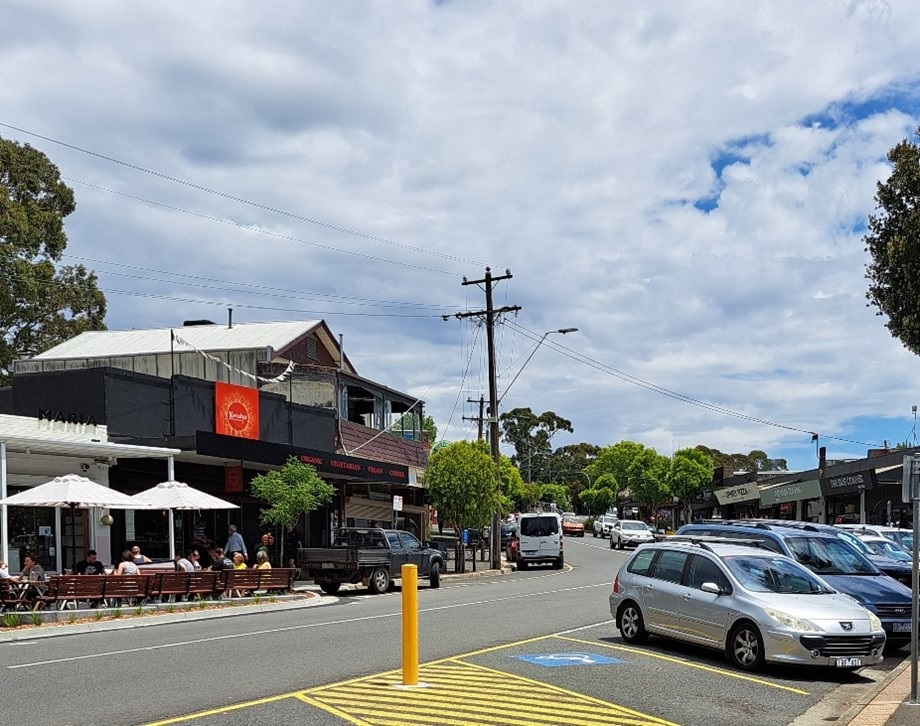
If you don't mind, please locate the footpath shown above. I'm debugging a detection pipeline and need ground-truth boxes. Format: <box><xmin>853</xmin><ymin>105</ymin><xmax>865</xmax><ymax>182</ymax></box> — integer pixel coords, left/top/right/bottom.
<box><xmin>2</xmin><ymin>565</ymin><xmax>917</xmax><ymax>726</ymax></box>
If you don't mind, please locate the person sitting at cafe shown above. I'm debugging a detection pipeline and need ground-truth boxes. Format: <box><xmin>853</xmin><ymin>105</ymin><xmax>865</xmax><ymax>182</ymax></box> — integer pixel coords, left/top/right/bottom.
<box><xmin>253</xmin><ymin>550</ymin><xmax>271</xmax><ymax>570</ymax></box>
<box><xmin>175</xmin><ymin>550</ymin><xmax>196</xmax><ymax>573</ymax></box>
<box><xmin>208</xmin><ymin>547</ymin><xmax>234</xmax><ymax>571</ymax></box>
<box><xmin>74</xmin><ymin>550</ymin><xmax>106</xmax><ymax>575</ymax></box>
<box><xmin>114</xmin><ymin>550</ymin><xmax>139</xmax><ymax>575</ymax></box>
<box><xmin>0</xmin><ymin>560</ymin><xmax>12</xmax><ymax>579</ymax></box>
<box><xmin>231</xmin><ymin>552</ymin><xmax>248</xmax><ymax>570</ymax></box>
<box><xmin>130</xmin><ymin>545</ymin><xmax>152</xmax><ymax>565</ymax></box>
<box><xmin>19</xmin><ymin>554</ymin><xmax>45</xmax><ymax>581</ymax></box>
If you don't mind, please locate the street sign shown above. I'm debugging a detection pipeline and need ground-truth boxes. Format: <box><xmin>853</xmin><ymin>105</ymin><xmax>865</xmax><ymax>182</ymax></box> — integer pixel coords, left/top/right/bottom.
<box><xmin>393</xmin><ymin>495</ymin><xmax>403</xmax><ymax>512</ymax></box>
<box><xmin>904</xmin><ymin>455</ymin><xmax>920</xmax><ymax>503</ymax></box>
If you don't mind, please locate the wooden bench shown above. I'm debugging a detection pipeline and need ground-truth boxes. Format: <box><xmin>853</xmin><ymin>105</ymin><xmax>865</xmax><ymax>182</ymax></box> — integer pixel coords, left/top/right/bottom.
<box><xmin>256</xmin><ymin>568</ymin><xmax>295</xmax><ymax>594</ymax></box>
<box><xmin>39</xmin><ymin>575</ymin><xmax>107</xmax><ymax>610</ymax></box>
<box><xmin>219</xmin><ymin>569</ymin><xmax>263</xmax><ymax>598</ymax></box>
<box><xmin>150</xmin><ymin>572</ymin><xmax>191</xmax><ymax>602</ymax></box>
<box><xmin>186</xmin><ymin>570</ymin><xmax>220</xmax><ymax>600</ymax></box>
<box><xmin>103</xmin><ymin>575</ymin><xmax>151</xmax><ymax>606</ymax></box>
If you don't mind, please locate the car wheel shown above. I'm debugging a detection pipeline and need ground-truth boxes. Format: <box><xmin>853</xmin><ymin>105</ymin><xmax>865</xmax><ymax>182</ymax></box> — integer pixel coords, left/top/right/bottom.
<box><xmin>617</xmin><ymin>537</ymin><xmax>624</xmax><ymax>550</ymax></box>
<box><xmin>553</xmin><ymin>555</ymin><xmax>563</xmax><ymax>569</ymax></box>
<box><xmin>593</xmin><ymin>530</ymin><xmax>598</xmax><ymax>538</ymax></box>
<box><xmin>619</xmin><ymin>602</ymin><xmax>649</xmax><ymax>644</ymax></box>
<box><xmin>319</xmin><ymin>581</ymin><xmax>341</xmax><ymax>595</ymax></box>
<box><xmin>518</xmin><ymin>560</ymin><xmax>528</xmax><ymax>570</ymax></box>
<box><xmin>609</xmin><ymin>536</ymin><xmax>615</xmax><ymax>549</ymax></box>
<box><xmin>368</xmin><ymin>567</ymin><xmax>390</xmax><ymax>594</ymax></box>
<box><xmin>429</xmin><ymin>561</ymin><xmax>441</xmax><ymax>589</ymax></box>
<box><xmin>728</xmin><ymin>621</ymin><xmax>765</xmax><ymax>671</ymax></box>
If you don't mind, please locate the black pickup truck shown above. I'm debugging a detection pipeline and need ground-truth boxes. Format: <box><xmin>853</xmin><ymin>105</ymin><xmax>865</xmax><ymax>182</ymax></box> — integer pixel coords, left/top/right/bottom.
<box><xmin>298</xmin><ymin>527</ymin><xmax>445</xmax><ymax>594</ymax></box>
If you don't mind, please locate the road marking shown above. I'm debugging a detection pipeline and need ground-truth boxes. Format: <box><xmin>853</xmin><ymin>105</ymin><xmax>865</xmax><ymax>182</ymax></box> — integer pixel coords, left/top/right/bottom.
<box><xmin>301</xmin><ymin>659</ymin><xmax>676</xmax><ymax>726</ymax></box>
<box><xmin>555</xmin><ymin>635</ymin><xmax>810</xmax><ymax>695</ymax></box>
<box><xmin>515</xmin><ymin>651</ymin><xmax>626</xmax><ymax>666</ymax></box>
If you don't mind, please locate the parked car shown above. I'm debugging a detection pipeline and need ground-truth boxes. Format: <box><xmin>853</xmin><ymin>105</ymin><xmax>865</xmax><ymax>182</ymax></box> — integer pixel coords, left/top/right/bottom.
<box><xmin>858</xmin><ymin>535</ymin><xmax>913</xmax><ymax>562</ymax></box>
<box><xmin>676</xmin><ymin>520</ymin><xmax>913</xmax><ymax>648</ymax></box>
<box><xmin>609</xmin><ymin>539</ymin><xmax>886</xmax><ymax>671</ymax></box>
<box><xmin>482</xmin><ymin>522</ymin><xmax>518</xmax><ymax>549</ymax></box>
<box><xmin>755</xmin><ymin>519</ymin><xmax>914</xmax><ymax>587</ymax></box>
<box><xmin>835</xmin><ymin>524</ymin><xmax>914</xmax><ymax>552</ymax></box>
<box><xmin>593</xmin><ymin>514</ymin><xmax>618</xmax><ymax>538</ymax></box>
<box><xmin>609</xmin><ymin>520</ymin><xmax>655</xmax><ymax>549</ymax></box>
<box><xmin>561</xmin><ymin>516</ymin><xmax>585</xmax><ymax>537</ymax></box>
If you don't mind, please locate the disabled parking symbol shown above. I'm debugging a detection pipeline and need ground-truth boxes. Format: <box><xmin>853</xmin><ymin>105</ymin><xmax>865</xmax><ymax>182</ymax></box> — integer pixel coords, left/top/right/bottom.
<box><xmin>514</xmin><ymin>652</ymin><xmax>625</xmax><ymax>667</ymax></box>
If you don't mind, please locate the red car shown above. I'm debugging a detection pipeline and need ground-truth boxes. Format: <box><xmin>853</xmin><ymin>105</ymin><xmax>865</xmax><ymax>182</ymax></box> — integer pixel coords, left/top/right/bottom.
<box><xmin>562</xmin><ymin>516</ymin><xmax>585</xmax><ymax>537</ymax></box>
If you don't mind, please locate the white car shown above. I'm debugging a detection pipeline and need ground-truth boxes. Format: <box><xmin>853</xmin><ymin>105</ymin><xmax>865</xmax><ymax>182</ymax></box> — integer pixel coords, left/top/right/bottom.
<box><xmin>609</xmin><ymin>520</ymin><xmax>655</xmax><ymax>549</ymax></box>
<box><xmin>593</xmin><ymin>515</ymin><xmax>618</xmax><ymax>538</ymax></box>
<box><xmin>835</xmin><ymin>524</ymin><xmax>914</xmax><ymax>551</ymax></box>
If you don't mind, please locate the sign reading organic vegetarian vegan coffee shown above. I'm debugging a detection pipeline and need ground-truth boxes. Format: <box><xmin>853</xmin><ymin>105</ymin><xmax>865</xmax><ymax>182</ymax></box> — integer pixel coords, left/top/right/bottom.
<box><xmin>214</xmin><ymin>381</ymin><xmax>259</xmax><ymax>440</ymax></box>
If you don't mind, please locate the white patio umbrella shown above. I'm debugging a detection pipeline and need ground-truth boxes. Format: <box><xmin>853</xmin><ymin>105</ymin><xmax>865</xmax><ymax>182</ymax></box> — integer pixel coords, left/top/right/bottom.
<box><xmin>0</xmin><ymin>473</ymin><xmax>153</xmax><ymax>571</ymax></box>
<box><xmin>130</xmin><ymin>480</ymin><xmax>238</xmax><ymax>559</ymax></box>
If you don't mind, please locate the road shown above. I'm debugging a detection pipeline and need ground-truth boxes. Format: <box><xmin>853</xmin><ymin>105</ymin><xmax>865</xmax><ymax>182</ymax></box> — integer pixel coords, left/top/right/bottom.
<box><xmin>0</xmin><ymin>536</ymin><xmax>906</xmax><ymax>725</ymax></box>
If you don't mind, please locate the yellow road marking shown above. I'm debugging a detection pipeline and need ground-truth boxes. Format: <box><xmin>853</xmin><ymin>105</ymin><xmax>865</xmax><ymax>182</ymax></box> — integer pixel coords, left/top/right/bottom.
<box><xmin>554</xmin><ymin>635</ymin><xmax>810</xmax><ymax>695</ymax></box>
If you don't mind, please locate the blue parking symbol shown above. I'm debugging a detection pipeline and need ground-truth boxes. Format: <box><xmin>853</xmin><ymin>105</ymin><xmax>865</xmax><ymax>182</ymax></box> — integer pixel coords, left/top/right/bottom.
<box><xmin>514</xmin><ymin>652</ymin><xmax>625</xmax><ymax>667</ymax></box>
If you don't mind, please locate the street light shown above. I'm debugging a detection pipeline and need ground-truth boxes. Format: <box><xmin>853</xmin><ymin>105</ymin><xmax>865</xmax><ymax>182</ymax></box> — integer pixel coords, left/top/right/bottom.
<box><xmin>499</xmin><ymin>327</ymin><xmax>578</xmax><ymax>404</ymax></box>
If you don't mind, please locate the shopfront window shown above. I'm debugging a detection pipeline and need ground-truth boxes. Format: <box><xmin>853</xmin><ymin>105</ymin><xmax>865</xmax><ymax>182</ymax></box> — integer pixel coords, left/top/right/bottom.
<box><xmin>7</xmin><ymin>506</ymin><xmax>55</xmax><ymax>573</ymax></box>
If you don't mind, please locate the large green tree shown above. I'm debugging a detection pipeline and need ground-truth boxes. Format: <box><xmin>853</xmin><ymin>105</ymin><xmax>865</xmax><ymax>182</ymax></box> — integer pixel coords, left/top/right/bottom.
<box><xmin>499</xmin><ymin>407</ymin><xmax>573</xmax><ymax>484</ymax></box>
<box><xmin>864</xmin><ymin>127</ymin><xmax>920</xmax><ymax>355</ymax></box>
<box><xmin>425</xmin><ymin>440</ymin><xmax>499</xmax><ymax>536</ymax></box>
<box><xmin>1</xmin><ymin>135</ymin><xmax>107</xmax><ymax>384</ymax></box>
<box><xmin>695</xmin><ymin>446</ymin><xmax>786</xmax><ymax>473</ymax></box>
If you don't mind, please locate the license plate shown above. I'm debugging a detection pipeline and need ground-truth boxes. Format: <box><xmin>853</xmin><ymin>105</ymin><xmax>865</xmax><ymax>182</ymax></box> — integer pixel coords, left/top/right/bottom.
<box><xmin>523</xmin><ymin>550</ymin><xmax>537</xmax><ymax>555</ymax></box>
<box><xmin>893</xmin><ymin>622</ymin><xmax>911</xmax><ymax>632</ymax></box>
<box><xmin>321</xmin><ymin>563</ymin><xmax>335</xmax><ymax>569</ymax></box>
<box><xmin>835</xmin><ymin>657</ymin><xmax>862</xmax><ymax>668</ymax></box>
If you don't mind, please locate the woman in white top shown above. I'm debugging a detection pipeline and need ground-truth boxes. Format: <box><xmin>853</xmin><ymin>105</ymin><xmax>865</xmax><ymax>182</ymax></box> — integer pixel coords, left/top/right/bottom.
<box><xmin>115</xmin><ymin>550</ymin><xmax>139</xmax><ymax>575</ymax></box>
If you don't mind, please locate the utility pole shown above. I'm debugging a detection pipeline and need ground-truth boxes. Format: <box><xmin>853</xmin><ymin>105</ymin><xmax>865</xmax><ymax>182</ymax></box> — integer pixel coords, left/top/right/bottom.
<box><xmin>445</xmin><ymin>267</ymin><xmax>520</xmax><ymax>569</ymax></box>
<box><xmin>463</xmin><ymin>396</ymin><xmax>486</xmax><ymax>441</ymax></box>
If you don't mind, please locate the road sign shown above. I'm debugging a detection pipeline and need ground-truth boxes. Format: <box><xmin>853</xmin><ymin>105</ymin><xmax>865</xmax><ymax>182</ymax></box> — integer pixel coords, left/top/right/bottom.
<box><xmin>393</xmin><ymin>495</ymin><xmax>403</xmax><ymax>511</ymax></box>
<box><xmin>903</xmin><ymin>455</ymin><xmax>920</xmax><ymax>503</ymax></box>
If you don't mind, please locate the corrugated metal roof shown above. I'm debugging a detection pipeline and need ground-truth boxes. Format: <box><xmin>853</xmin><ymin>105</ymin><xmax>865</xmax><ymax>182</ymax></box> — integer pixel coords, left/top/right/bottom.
<box><xmin>32</xmin><ymin>320</ymin><xmax>322</xmax><ymax>360</ymax></box>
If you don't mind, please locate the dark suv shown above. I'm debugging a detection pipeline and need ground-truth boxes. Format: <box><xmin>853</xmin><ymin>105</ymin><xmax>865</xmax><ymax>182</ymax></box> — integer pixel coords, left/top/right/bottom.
<box><xmin>676</xmin><ymin>520</ymin><xmax>913</xmax><ymax>649</ymax></box>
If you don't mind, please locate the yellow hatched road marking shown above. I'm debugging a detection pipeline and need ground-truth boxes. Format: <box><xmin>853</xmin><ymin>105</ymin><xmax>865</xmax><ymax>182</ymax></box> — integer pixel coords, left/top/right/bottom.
<box><xmin>300</xmin><ymin>659</ymin><xmax>676</xmax><ymax>726</ymax></box>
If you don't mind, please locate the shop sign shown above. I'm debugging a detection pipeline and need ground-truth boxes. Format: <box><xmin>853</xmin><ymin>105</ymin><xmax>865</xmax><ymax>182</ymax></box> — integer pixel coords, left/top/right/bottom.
<box><xmin>225</xmin><ymin>465</ymin><xmax>244</xmax><ymax>493</ymax></box>
<box><xmin>759</xmin><ymin>479</ymin><xmax>822</xmax><ymax>507</ymax></box>
<box><xmin>298</xmin><ymin>453</ymin><xmax>408</xmax><ymax>482</ymax></box>
<box><xmin>714</xmin><ymin>484</ymin><xmax>761</xmax><ymax>505</ymax></box>
<box><xmin>214</xmin><ymin>382</ymin><xmax>259</xmax><ymax>440</ymax></box>
<box><xmin>36</xmin><ymin>409</ymin><xmax>98</xmax><ymax>433</ymax></box>
<box><xmin>820</xmin><ymin>469</ymin><xmax>876</xmax><ymax>497</ymax></box>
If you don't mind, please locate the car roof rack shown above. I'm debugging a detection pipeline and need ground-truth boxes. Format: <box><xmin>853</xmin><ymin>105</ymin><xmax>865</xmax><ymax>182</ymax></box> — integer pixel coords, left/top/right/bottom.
<box><xmin>696</xmin><ymin>519</ymin><xmax>776</xmax><ymax>530</ymax></box>
<box><xmin>666</xmin><ymin>535</ymin><xmax>769</xmax><ymax>551</ymax></box>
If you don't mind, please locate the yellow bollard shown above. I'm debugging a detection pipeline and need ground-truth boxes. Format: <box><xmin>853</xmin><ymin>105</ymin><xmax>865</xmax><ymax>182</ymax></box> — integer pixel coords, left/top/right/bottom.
<box><xmin>401</xmin><ymin>563</ymin><xmax>419</xmax><ymax>686</ymax></box>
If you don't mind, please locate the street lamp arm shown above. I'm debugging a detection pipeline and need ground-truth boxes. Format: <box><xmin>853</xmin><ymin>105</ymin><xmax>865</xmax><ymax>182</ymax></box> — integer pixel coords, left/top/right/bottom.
<box><xmin>498</xmin><ymin>328</ymin><xmax>578</xmax><ymax>404</ymax></box>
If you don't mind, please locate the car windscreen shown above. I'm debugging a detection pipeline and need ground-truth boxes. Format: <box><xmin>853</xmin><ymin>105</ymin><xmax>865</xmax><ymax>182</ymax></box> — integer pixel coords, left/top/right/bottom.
<box><xmin>867</xmin><ymin>539</ymin><xmax>912</xmax><ymax>562</ymax></box>
<box><xmin>724</xmin><ymin>555</ymin><xmax>833</xmax><ymax>594</ymax></box>
<box><xmin>621</xmin><ymin>521</ymin><xmax>648</xmax><ymax>531</ymax></box>
<box><xmin>784</xmin><ymin>536</ymin><xmax>879</xmax><ymax>575</ymax></box>
<box><xmin>520</xmin><ymin>516</ymin><xmax>559</xmax><ymax>536</ymax></box>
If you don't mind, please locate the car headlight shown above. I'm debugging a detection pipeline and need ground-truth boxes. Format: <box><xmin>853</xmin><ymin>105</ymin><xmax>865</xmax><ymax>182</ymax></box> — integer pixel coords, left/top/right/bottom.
<box><xmin>762</xmin><ymin>607</ymin><xmax>819</xmax><ymax>632</ymax></box>
<box><xmin>868</xmin><ymin>611</ymin><xmax>883</xmax><ymax>632</ymax></box>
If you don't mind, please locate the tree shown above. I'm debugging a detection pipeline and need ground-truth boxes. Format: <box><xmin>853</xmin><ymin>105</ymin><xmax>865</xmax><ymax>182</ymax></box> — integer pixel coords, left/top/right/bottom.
<box><xmin>536</xmin><ymin>482</ymin><xmax>569</xmax><ymax>509</ymax></box>
<box><xmin>0</xmin><ymin>135</ymin><xmax>107</xmax><ymax>384</ymax></box>
<box><xmin>499</xmin><ymin>407</ymin><xmax>573</xmax><ymax>483</ymax></box>
<box><xmin>578</xmin><ymin>473</ymin><xmax>617</xmax><ymax>515</ymax></box>
<box><xmin>864</xmin><ymin>127</ymin><xmax>920</xmax><ymax>355</ymax></box>
<box><xmin>497</xmin><ymin>454</ymin><xmax>527</xmax><ymax>512</ymax></box>
<box><xmin>250</xmin><ymin>457</ymin><xmax>335</xmax><ymax>563</ymax></box>
<box><xmin>586</xmin><ymin>441</ymin><xmax>648</xmax><ymax>494</ymax></box>
<box><xmin>695</xmin><ymin>446</ymin><xmax>786</xmax><ymax>473</ymax></box>
<box><xmin>627</xmin><ymin>448</ymin><xmax>671</xmax><ymax>519</ymax></box>
<box><xmin>425</xmin><ymin>439</ymin><xmax>499</xmax><ymax>538</ymax></box>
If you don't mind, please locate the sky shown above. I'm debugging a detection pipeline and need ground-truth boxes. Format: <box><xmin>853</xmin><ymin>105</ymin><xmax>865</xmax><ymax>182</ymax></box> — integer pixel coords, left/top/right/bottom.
<box><xmin>4</xmin><ymin>1</ymin><xmax>920</xmax><ymax>474</ymax></box>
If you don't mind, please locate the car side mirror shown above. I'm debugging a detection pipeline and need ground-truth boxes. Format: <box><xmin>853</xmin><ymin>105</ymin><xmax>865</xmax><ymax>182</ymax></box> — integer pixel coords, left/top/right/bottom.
<box><xmin>700</xmin><ymin>582</ymin><xmax>724</xmax><ymax>595</ymax></box>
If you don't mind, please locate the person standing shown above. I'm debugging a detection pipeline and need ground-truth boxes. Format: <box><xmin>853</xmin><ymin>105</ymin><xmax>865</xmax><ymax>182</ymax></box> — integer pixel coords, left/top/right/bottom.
<box><xmin>284</xmin><ymin>524</ymin><xmax>302</xmax><ymax>568</ymax></box>
<box><xmin>74</xmin><ymin>550</ymin><xmax>106</xmax><ymax>575</ymax></box>
<box><xmin>224</xmin><ymin>524</ymin><xmax>247</xmax><ymax>560</ymax></box>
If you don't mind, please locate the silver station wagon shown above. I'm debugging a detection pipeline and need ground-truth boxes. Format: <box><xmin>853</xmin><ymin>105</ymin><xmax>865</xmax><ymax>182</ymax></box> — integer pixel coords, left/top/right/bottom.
<box><xmin>609</xmin><ymin>538</ymin><xmax>886</xmax><ymax>671</ymax></box>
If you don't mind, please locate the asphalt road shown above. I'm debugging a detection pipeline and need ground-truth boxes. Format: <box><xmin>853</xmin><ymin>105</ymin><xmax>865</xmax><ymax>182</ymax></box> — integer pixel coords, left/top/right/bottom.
<box><xmin>0</xmin><ymin>536</ymin><xmax>907</xmax><ymax>726</ymax></box>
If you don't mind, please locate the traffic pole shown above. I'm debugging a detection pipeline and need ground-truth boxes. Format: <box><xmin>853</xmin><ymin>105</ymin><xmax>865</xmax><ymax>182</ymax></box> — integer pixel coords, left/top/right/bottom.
<box><xmin>401</xmin><ymin>564</ymin><xmax>418</xmax><ymax>686</ymax></box>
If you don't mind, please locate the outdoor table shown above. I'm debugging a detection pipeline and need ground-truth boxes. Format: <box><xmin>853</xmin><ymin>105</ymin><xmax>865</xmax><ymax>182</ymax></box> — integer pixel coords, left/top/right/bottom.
<box><xmin>6</xmin><ymin>579</ymin><xmax>47</xmax><ymax>610</ymax></box>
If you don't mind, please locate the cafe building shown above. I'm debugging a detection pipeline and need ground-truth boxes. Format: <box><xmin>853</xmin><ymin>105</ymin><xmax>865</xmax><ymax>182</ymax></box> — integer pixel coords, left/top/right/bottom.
<box><xmin>2</xmin><ymin>319</ymin><xmax>430</xmax><ymax>563</ymax></box>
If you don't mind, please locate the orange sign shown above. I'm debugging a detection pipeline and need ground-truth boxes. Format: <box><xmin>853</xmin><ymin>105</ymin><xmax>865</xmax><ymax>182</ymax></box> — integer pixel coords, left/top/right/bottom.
<box><xmin>215</xmin><ymin>382</ymin><xmax>259</xmax><ymax>440</ymax></box>
<box><xmin>225</xmin><ymin>465</ymin><xmax>244</xmax><ymax>493</ymax></box>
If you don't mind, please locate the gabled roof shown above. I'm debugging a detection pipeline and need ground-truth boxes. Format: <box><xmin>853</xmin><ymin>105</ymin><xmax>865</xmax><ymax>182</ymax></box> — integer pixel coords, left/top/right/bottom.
<box><xmin>32</xmin><ymin>320</ymin><xmax>323</xmax><ymax>360</ymax></box>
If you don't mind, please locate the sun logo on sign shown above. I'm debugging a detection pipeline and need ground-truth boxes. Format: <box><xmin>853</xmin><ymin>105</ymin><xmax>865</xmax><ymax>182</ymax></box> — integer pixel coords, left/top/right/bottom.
<box><xmin>215</xmin><ymin>382</ymin><xmax>259</xmax><ymax>439</ymax></box>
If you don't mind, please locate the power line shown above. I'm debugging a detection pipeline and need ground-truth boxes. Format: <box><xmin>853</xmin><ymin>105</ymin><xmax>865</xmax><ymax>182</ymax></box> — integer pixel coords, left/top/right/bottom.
<box><xmin>504</xmin><ymin>320</ymin><xmax>884</xmax><ymax>450</ymax></box>
<box><xmin>0</xmin><ymin>121</ymin><xmax>490</xmax><ymax>268</ymax></box>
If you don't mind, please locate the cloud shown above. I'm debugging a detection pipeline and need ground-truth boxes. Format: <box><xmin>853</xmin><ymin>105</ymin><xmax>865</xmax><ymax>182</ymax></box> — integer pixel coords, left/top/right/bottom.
<box><xmin>4</xmin><ymin>1</ymin><xmax>920</xmax><ymax>470</ymax></box>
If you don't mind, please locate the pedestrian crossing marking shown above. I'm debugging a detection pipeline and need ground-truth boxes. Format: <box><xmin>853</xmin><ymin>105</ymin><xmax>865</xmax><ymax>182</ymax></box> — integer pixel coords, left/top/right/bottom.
<box><xmin>299</xmin><ymin>659</ymin><xmax>676</xmax><ymax>726</ymax></box>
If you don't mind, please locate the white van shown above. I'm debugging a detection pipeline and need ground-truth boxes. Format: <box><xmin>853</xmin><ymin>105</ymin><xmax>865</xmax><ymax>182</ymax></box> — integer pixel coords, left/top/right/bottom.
<box><xmin>514</xmin><ymin>512</ymin><xmax>563</xmax><ymax>570</ymax></box>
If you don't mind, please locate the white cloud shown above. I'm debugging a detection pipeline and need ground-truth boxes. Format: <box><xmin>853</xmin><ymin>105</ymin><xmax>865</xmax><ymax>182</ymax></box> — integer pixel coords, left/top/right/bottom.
<box><xmin>4</xmin><ymin>1</ymin><xmax>920</xmax><ymax>470</ymax></box>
